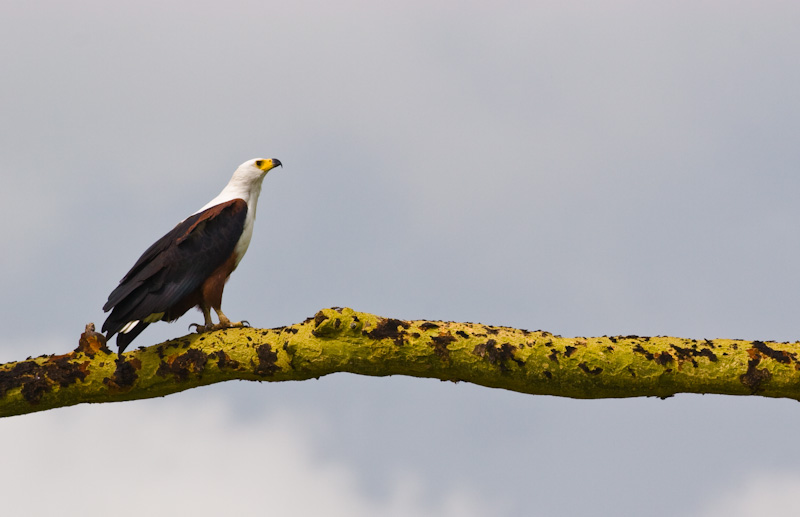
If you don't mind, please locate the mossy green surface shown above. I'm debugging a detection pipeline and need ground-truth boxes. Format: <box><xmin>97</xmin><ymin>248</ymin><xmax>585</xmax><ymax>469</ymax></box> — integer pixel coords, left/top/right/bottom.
<box><xmin>2</xmin><ymin>308</ymin><xmax>798</xmax><ymax>418</ymax></box>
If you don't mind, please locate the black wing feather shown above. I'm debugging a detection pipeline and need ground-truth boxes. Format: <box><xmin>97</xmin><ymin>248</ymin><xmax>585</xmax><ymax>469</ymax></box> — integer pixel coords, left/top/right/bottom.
<box><xmin>102</xmin><ymin>199</ymin><xmax>248</xmax><ymax>340</ymax></box>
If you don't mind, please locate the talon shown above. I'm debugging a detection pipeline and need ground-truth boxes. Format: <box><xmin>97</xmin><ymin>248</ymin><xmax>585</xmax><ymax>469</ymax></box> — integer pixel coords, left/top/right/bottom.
<box><xmin>188</xmin><ymin>323</ymin><xmax>206</xmax><ymax>333</ymax></box>
<box><xmin>241</xmin><ymin>320</ymin><xmax>251</xmax><ymax>328</ymax></box>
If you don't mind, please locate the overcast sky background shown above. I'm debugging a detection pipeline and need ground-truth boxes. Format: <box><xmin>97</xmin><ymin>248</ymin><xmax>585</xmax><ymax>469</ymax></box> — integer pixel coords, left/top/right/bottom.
<box><xmin>2</xmin><ymin>2</ymin><xmax>800</xmax><ymax>515</ymax></box>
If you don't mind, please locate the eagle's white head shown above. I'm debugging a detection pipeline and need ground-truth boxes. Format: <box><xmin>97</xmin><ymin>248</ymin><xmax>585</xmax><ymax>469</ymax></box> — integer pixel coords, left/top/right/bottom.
<box><xmin>197</xmin><ymin>157</ymin><xmax>282</xmax><ymax>213</ymax></box>
<box><xmin>228</xmin><ymin>157</ymin><xmax>282</xmax><ymax>191</ymax></box>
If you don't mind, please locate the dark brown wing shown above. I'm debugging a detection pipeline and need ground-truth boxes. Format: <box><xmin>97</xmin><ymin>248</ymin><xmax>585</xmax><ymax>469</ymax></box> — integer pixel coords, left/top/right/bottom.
<box><xmin>102</xmin><ymin>198</ymin><xmax>247</xmax><ymax>348</ymax></box>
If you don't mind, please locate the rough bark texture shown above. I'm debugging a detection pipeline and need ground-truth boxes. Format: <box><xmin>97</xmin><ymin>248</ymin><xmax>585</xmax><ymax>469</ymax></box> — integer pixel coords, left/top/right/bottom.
<box><xmin>1</xmin><ymin>307</ymin><xmax>799</xmax><ymax>418</ymax></box>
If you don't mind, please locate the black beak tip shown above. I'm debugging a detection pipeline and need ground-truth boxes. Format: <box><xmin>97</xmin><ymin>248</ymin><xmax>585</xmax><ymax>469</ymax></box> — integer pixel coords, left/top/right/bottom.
<box><xmin>273</xmin><ymin>158</ymin><xmax>282</xmax><ymax>168</ymax></box>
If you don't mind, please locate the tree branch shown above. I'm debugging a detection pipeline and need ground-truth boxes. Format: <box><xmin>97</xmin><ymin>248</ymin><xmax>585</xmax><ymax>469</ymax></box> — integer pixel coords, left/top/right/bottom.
<box><xmin>1</xmin><ymin>307</ymin><xmax>798</xmax><ymax>418</ymax></box>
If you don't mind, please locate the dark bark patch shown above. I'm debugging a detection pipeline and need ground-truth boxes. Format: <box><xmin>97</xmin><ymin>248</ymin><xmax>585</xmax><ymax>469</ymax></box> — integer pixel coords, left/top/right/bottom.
<box><xmin>255</xmin><ymin>344</ymin><xmax>280</xmax><ymax>376</ymax></box>
<box><xmin>210</xmin><ymin>350</ymin><xmax>240</xmax><ymax>370</ymax></box>
<box><xmin>472</xmin><ymin>339</ymin><xmax>522</xmax><ymax>372</ymax></box>
<box><xmin>671</xmin><ymin>345</ymin><xmax>697</xmax><ymax>366</ymax></box>
<box><xmin>751</xmin><ymin>341</ymin><xmax>794</xmax><ymax>364</ymax></box>
<box><xmin>44</xmin><ymin>356</ymin><xmax>89</xmax><ymax>388</ymax></box>
<box><xmin>0</xmin><ymin>362</ymin><xmax>40</xmax><ymax>400</ymax></box>
<box><xmin>20</xmin><ymin>375</ymin><xmax>51</xmax><ymax>404</ymax></box>
<box><xmin>456</xmin><ymin>330</ymin><xmax>469</xmax><ymax>339</ymax></box>
<box><xmin>104</xmin><ymin>358</ymin><xmax>139</xmax><ymax>390</ymax></box>
<box><xmin>312</xmin><ymin>311</ymin><xmax>347</xmax><ymax>338</ymax></box>
<box><xmin>313</xmin><ymin>311</ymin><xmax>329</xmax><ymax>327</ymax></box>
<box><xmin>564</xmin><ymin>346</ymin><xmax>577</xmax><ymax>358</ymax></box>
<box><xmin>363</xmin><ymin>318</ymin><xmax>411</xmax><ymax>346</ymax></box>
<box><xmin>578</xmin><ymin>362</ymin><xmax>603</xmax><ymax>375</ymax></box>
<box><xmin>740</xmin><ymin>355</ymin><xmax>771</xmax><ymax>393</ymax></box>
<box><xmin>633</xmin><ymin>344</ymin><xmax>654</xmax><ymax>361</ymax></box>
<box><xmin>0</xmin><ymin>355</ymin><xmax>94</xmax><ymax>403</ymax></box>
<box><xmin>697</xmin><ymin>348</ymin><xmax>718</xmax><ymax>362</ymax></box>
<box><xmin>156</xmin><ymin>349</ymin><xmax>208</xmax><ymax>381</ymax></box>
<box><xmin>419</xmin><ymin>322</ymin><xmax>440</xmax><ymax>330</ymax></box>
<box><xmin>655</xmin><ymin>352</ymin><xmax>674</xmax><ymax>366</ymax></box>
<box><xmin>430</xmin><ymin>333</ymin><xmax>456</xmax><ymax>360</ymax></box>
<box><xmin>671</xmin><ymin>344</ymin><xmax>718</xmax><ymax>366</ymax></box>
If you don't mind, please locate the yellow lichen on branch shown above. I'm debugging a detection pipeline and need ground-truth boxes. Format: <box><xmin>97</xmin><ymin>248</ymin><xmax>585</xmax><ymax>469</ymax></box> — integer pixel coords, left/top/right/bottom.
<box><xmin>1</xmin><ymin>307</ymin><xmax>799</xmax><ymax>418</ymax></box>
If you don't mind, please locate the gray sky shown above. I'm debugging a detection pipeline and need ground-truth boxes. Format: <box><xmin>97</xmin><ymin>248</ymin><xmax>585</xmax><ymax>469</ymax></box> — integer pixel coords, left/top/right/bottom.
<box><xmin>2</xmin><ymin>2</ymin><xmax>800</xmax><ymax>515</ymax></box>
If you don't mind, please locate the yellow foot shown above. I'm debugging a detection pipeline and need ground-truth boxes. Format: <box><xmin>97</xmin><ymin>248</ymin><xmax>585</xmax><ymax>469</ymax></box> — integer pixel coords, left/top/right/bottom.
<box><xmin>189</xmin><ymin>320</ymin><xmax>250</xmax><ymax>333</ymax></box>
<box><xmin>188</xmin><ymin>323</ymin><xmax>210</xmax><ymax>333</ymax></box>
<box><xmin>216</xmin><ymin>320</ymin><xmax>251</xmax><ymax>330</ymax></box>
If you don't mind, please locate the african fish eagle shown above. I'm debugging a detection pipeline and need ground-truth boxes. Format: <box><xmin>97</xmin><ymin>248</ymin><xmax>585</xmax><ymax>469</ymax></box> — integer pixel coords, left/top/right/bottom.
<box><xmin>102</xmin><ymin>157</ymin><xmax>282</xmax><ymax>353</ymax></box>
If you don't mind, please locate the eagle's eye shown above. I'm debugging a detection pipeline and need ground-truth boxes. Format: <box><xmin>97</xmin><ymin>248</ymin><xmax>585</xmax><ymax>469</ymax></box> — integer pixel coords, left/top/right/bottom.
<box><xmin>255</xmin><ymin>159</ymin><xmax>265</xmax><ymax>168</ymax></box>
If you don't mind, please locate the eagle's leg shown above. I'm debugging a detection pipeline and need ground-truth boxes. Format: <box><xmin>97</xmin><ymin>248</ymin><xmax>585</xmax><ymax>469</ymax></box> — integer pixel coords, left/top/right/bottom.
<box><xmin>214</xmin><ymin>308</ymin><xmax>250</xmax><ymax>329</ymax></box>
<box><xmin>189</xmin><ymin>305</ymin><xmax>216</xmax><ymax>333</ymax></box>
